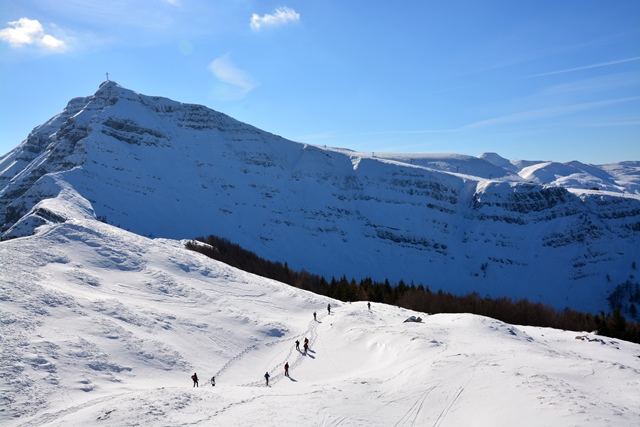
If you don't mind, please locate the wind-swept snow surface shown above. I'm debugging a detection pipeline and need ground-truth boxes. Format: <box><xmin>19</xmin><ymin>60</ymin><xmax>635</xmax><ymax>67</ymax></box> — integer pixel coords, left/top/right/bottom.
<box><xmin>1</xmin><ymin>215</ymin><xmax>639</xmax><ymax>426</ymax></box>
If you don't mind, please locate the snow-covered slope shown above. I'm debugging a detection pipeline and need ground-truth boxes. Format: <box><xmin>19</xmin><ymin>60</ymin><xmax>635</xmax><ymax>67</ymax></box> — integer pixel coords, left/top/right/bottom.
<box><xmin>1</xmin><ymin>212</ymin><xmax>639</xmax><ymax>426</ymax></box>
<box><xmin>1</xmin><ymin>81</ymin><xmax>639</xmax><ymax>314</ymax></box>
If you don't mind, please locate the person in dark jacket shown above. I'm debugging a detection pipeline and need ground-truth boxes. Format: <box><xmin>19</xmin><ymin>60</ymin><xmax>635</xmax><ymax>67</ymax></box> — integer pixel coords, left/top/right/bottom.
<box><xmin>264</xmin><ymin>371</ymin><xmax>270</xmax><ymax>386</ymax></box>
<box><xmin>210</xmin><ymin>376</ymin><xmax>215</xmax><ymax>386</ymax></box>
<box><xmin>191</xmin><ymin>373</ymin><xmax>199</xmax><ymax>387</ymax></box>
<box><xmin>327</xmin><ymin>303</ymin><xmax>331</xmax><ymax>314</ymax></box>
<box><xmin>284</xmin><ymin>362</ymin><xmax>289</xmax><ymax>377</ymax></box>
<box><xmin>295</xmin><ymin>339</ymin><xmax>300</xmax><ymax>351</ymax></box>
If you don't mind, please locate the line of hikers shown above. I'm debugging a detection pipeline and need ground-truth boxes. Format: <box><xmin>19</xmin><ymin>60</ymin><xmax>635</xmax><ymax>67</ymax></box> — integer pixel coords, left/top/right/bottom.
<box><xmin>191</xmin><ymin>302</ymin><xmax>372</xmax><ymax>387</ymax></box>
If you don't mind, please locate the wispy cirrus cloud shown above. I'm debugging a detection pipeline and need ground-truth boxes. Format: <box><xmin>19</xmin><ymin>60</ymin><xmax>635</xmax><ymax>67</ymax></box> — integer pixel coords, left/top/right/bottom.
<box><xmin>250</xmin><ymin>6</ymin><xmax>300</xmax><ymax>31</ymax></box>
<box><xmin>208</xmin><ymin>53</ymin><xmax>259</xmax><ymax>100</ymax></box>
<box><xmin>0</xmin><ymin>17</ymin><xmax>67</xmax><ymax>51</ymax></box>
<box><xmin>527</xmin><ymin>56</ymin><xmax>640</xmax><ymax>78</ymax></box>
<box><xmin>464</xmin><ymin>96</ymin><xmax>640</xmax><ymax>129</ymax></box>
<box><xmin>310</xmin><ymin>95</ymin><xmax>640</xmax><ymax>142</ymax></box>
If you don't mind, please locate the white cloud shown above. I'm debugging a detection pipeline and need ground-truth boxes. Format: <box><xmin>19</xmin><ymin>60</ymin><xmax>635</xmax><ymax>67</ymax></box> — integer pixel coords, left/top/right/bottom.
<box><xmin>250</xmin><ymin>6</ymin><xmax>300</xmax><ymax>31</ymax></box>
<box><xmin>0</xmin><ymin>17</ymin><xmax>67</xmax><ymax>51</ymax></box>
<box><xmin>208</xmin><ymin>53</ymin><xmax>258</xmax><ymax>100</ymax></box>
<box><xmin>0</xmin><ymin>17</ymin><xmax>42</xmax><ymax>47</ymax></box>
<box><xmin>41</xmin><ymin>34</ymin><xmax>66</xmax><ymax>50</ymax></box>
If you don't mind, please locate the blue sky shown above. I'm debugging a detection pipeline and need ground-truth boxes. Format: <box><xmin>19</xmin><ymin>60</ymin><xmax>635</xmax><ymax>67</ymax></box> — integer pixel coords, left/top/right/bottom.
<box><xmin>1</xmin><ymin>1</ymin><xmax>639</xmax><ymax>164</ymax></box>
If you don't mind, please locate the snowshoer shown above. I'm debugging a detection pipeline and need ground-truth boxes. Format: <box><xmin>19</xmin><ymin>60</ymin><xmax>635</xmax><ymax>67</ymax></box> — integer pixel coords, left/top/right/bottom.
<box><xmin>327</xmin><ymin>303</ymin><xmax>331</xmax><ymax>314</ymax></box>
<box><xmin>368</xmin><ymin>302</ymin><xmax>371</xmax><ymax>310</ymax></box>
<box><xmin>295</xmin><ymin>340</ymin><xmax>300</xmax><ymax>351</ymax></box>
<box><xmin>211</xmin><ymin>376</ymin><xmax>215</xmax><ymax>386</ymax></box>
<box><xmin>313</xmin><ymin>311</ymin><xmax>317</xmax><ymax>321</ymax></box>
<box><xmin>191</xmin><ymin>373</ymin><xmax>199</xmax><ymax>387</ymax></box>
<box><xmin>303</xmin><ymin>342</ymin><xmax>308</xmax><ymax>354</ymax></box>
<box><xmin>284</xmin><ymin>362</ymin><xmax>289</xmax><ymax>377</ymax></box>
<box><xmin>264</xmin><ymin>372</ymin><xmax>270</xmax><ymax>386</ymax></box>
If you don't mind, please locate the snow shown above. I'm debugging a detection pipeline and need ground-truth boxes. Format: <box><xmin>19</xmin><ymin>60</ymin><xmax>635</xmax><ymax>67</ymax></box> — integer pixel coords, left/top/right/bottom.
<box><xmin>1</xmin><ymin>80</ymin><xmax>640</xmax><ymax>316</ymax></box>
<box><xmin>2</xmin><ymin>208</ymin><xmax>639</xmax><ymax>426</ymax></box>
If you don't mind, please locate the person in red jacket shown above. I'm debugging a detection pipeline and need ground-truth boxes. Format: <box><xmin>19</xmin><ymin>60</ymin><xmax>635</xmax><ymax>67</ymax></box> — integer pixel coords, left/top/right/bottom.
<box><xmin>284</xmin><ymin>362</ymin><xmax>289</xmax><ymax>377</ymax></box>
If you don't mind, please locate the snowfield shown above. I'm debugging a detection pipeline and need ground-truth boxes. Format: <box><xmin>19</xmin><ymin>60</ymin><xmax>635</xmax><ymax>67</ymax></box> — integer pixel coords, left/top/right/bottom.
<box><xmin>2</xmin><ymin>208</ymin><xmax>639</xmax><ymax>426</ymax></box>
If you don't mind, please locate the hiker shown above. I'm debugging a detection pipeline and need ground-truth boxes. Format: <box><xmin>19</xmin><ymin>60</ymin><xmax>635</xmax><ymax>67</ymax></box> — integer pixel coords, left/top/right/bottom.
<box><xmin>210</xmin><ymin>376</ymin><xmax>215</xmax><ymax>386</ymax></box>
<box><xmin>327</xmin><ymin>303</ymin><xmax>331</xmax><ymax>314</ymax></box>
<box><xmin>284</xmin><ymin>362</ymin><xmax>289</xmax><ymax>377</ymax></box>
<box><xmin>264</xmin><ymin>372</ymin><xmax>270</xmax><ymax>386</ymax></box>
<box><xmin>191</xmin><ymin>373</ymin><xmax>199</xmax><ymax>387</ymax></box>
<box><xmin>303</xmin><ymin>342</ymin><xmax>308</xmax><ymax>354</ymax></box>
<box><xmin>368</xmin><ymin>302</ymin><xmax>371</xmax><ymax>310</ymax></box>
<box><xmin>313</xmin><ymin>311</ymin><xmax>317</xmax><ymax>321</ymax></box>
<box><xmin>295</xmin><ymin>339</ymin><xmax>300</xmax><ymax>351</ymax></box>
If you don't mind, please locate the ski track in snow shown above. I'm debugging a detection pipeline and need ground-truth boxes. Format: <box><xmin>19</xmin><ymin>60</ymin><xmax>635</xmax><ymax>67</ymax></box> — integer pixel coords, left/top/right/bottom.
<box><xmin>393</xmin><ymin>385</ymin><xmax>435</xmax><ymax>427</ymax></box>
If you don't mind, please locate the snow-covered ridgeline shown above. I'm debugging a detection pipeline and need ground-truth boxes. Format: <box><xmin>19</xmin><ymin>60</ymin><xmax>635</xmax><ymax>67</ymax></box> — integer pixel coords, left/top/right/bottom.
<box><xmin>1</xmin><ymin>81</ymin><xmax>639</xmax><ymax>315</ymax></box>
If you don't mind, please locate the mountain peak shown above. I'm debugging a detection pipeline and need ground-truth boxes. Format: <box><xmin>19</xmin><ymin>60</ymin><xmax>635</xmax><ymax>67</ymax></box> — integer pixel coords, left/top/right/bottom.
<box><xmin>96</xmin><ymin>79</ymin><xmax>128</xmax><ymax>95</ymax></box>
<box><xmin>93</xmin><ymin>79</ymin><xmax>143</xmax><ymax>105</ymax></box>
<box><xmin>99</xmin><ymin>79</ymin><xmax>119</xmax><ymax>89</ymax></box>
<box><xmin>1</xmin><ymin>84</ymin><xmax>639</xmax><ymax>317</ymax></box>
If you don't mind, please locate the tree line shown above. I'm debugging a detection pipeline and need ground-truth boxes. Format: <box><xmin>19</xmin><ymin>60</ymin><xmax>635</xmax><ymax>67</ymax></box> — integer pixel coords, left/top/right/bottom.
<box><xmin>185</xmin><ymin>235</ymin><xmax>640</xmax><ymax>344</ymax></box>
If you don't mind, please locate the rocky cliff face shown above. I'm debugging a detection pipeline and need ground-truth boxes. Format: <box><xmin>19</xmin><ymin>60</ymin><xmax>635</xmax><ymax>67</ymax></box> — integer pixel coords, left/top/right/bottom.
<box><xmin>1</xmin><ymin>81</ymin><xmax>639</xmax><ymax>314</ymax></box>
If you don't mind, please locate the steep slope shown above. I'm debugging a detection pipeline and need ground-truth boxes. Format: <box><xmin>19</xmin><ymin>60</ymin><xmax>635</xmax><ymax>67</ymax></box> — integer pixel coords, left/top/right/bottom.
<box><xmin>1</xmin><ymin>82</ymin><xmax>639</xmax><ymax>314</ymax></box>
<box><xmin>1</xmin><ymin>212</ymin><xmax>639</xmax><ymax>426</ymax></box>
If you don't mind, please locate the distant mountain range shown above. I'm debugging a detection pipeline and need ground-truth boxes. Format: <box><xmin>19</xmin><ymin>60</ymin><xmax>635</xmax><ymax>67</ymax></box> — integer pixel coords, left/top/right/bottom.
<box><xmin>1</xmin><ymin>81</ymin><xmax>639</xmax><ymax>314</ymax></box>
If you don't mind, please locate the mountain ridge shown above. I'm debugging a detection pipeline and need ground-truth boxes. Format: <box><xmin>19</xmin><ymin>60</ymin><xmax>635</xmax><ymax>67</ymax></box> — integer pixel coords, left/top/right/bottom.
<box><xmin>1</xmin><ymin>81</ymin><xmax>639</xmax><ymax>314</ymax></box>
